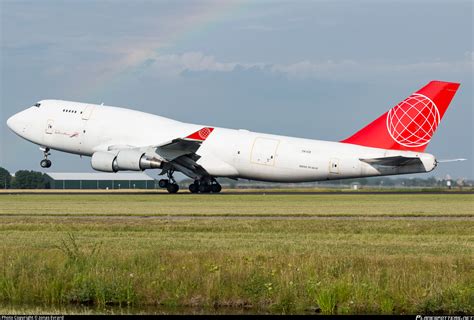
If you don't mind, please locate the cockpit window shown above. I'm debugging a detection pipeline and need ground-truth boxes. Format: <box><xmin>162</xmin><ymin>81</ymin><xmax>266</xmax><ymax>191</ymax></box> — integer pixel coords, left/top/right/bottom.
<box><xmin>34</xmin><ymin>102</ymin><xmax>41</xmax><ymax>108</ymax></box>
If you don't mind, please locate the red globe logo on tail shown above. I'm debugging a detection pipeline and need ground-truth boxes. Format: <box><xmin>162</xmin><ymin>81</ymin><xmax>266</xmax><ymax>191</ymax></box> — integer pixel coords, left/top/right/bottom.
<box><xmin>386</xmin><ymin>93</ymin><xmax>440</xmax><ymax>148</ymax></box>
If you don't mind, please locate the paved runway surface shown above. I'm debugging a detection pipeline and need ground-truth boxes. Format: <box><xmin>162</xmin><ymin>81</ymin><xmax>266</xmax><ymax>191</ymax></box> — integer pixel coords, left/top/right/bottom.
<box><xmin>1</xmin><ymin>190</ymin><xmax>473</xmax><ymax>195</ymax></box>
<box><xmin>2</xmin><ymin>214</ymin><xmax>472</xmax><ymax>221</ymax></box>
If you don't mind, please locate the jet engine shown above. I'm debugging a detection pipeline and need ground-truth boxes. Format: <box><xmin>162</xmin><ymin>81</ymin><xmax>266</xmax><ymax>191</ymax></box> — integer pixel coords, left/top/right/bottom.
<box><xmin>91</xmin><ymin>150</ymin><xmax>163</xmax><ymax>172</ymax></box>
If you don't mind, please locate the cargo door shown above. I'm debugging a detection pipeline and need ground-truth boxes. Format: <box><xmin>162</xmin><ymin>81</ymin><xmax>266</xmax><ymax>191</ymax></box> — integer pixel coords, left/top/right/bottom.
<box><xmin>251</xmin><ymin>137</ymin><xmax>279</xmax><ymax>166</ymax></box>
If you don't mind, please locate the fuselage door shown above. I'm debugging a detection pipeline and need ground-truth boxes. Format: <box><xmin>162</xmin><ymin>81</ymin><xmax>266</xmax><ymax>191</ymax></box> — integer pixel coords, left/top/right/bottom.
<box><xmin>329</xmin><ymin>158</ymin><xmax>340</xmax><ymax>174</ymax></box>
<box><xmin>45</xmin><ymin>119</ymin><xmax>54</xmax><ymax>134</ymax></box>
<box><xmin>80</xmin><ymin>105</ymin><xmax>95</xmax><ymax>152</ymax></box>
<box><xmin>81</xmin><ymin>105</ymin><xmax>94</xmax><ymax>120</ymax></box>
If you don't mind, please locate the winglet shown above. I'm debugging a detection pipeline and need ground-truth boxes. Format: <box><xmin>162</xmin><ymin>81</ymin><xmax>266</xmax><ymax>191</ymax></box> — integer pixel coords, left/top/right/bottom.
<box><xmin>185</xmin><ymin>127</ymin><xmax>214</xmax><ymax>142</ymax></box>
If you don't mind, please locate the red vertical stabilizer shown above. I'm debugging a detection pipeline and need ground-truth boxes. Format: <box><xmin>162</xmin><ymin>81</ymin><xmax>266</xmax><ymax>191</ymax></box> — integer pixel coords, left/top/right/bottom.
<box><xmin>341</xmin><ymin>81</ymin><xmax>460</xmax><ymax>152</ymax></box>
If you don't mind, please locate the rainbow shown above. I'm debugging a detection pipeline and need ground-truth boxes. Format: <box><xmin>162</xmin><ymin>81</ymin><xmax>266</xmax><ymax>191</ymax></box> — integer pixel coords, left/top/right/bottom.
<box><xmin>85</xmin><ymin>2</ymin><xmax>247</xmax><ymax>98</ymax></box>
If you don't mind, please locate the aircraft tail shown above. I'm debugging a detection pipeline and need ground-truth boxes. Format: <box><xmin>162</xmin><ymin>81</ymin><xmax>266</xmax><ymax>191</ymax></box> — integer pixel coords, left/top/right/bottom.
<box><xmin>341</xmin><ymin>81</ymin><xmax>460</xmax><ymax>152</ymax></box>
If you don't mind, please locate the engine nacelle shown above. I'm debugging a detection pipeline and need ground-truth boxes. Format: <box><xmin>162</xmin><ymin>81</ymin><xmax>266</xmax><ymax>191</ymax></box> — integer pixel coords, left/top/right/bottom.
<box><xmin>116</xmin><ymin>149</ymin><xmax>165</xmax><ymax>171</ymax></box>
<box><xmin>91</xmin><ymin>151</ymin><xmax>119</xmax><ymax>172</ymax></box>
<box><xmin>91</xmin><ymin>150</ymin><xmax>163</xmax><ymax>172</ymax></box>
<box><xmin>115</xmin><ymin>149</ymin><xmax>145</xmax><ymax>171</ymax></box>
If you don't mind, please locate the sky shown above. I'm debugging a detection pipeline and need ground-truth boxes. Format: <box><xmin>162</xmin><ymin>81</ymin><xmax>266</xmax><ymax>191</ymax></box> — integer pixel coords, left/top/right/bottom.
<box><xmin>1</xmin><ymin>0</ymin><xmax>472</xmax><ymax>180</ymax></box>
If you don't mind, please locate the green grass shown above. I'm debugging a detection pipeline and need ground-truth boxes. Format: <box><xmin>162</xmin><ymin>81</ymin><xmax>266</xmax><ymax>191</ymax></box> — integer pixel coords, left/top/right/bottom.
<box><xmin>0</xmin><ymin>194</ymin><xmax>472</xmax><ymax>314</ymax></box>
<box><xmin>0</xmin><ymin>194</ymin><xmax>472</xmax><ymax>216</ymax></box>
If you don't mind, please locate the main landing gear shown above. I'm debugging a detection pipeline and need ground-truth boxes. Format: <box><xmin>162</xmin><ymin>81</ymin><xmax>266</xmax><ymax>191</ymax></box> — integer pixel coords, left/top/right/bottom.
<box><xmin>158</xmin><ymin>170</ymin><xmax>180</xmax><ymax>194</ymax></box>
<box><xmin>40</xmin><ymin>147</ymin><xmax>52</xmax><ymax>168</ymax></box>
<box><xmin>188</xmin><ymin>178</ymin><xmax>222</xmax><ymax>194</ymax></box>
<box><xmin>158</xmin><ymin>171</ymin><xmax>222</xmax><ymax>194</ymax></box>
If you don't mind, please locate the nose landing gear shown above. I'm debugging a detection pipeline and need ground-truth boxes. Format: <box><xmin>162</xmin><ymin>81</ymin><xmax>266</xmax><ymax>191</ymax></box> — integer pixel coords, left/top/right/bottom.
<box><xmin>40</xmin><ymin>147</ymin><xmax>52</xmax><ymax>168</ymax></box>
<box><xmin>40</xmin><ymin>159</ymin><xmax>52</xmax><ymax>168</ymax></box>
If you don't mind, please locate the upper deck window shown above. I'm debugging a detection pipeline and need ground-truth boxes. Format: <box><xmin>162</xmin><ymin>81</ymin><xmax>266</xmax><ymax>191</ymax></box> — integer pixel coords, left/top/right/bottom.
<box><xmin>34</xmin><ymin>102</ymin><xmax>41</xmax><ymax>108</ymax></box>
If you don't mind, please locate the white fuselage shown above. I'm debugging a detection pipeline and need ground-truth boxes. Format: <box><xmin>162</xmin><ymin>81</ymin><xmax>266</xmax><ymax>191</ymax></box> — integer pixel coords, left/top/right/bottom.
<box><xmin>7</xmin><ymin>100</ymin><xmax>437</xmax><ymax>182</ymax></box>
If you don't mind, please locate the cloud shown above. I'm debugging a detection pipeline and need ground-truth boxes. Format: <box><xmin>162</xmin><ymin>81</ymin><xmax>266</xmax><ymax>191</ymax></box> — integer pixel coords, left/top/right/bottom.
<box><xmin>128</xmin><ymin>51</ymin><xmax>473</xmax><ymax>81</ymax></box>
<box><xmin>128</xmin><ymin>52</ymin><xmax>263</xmax><ymax>77</ymax></box>
<box><xmin>270</xmin><ymin>59</ymin><xmax>359</xmax><ymax>79</ymax></box>
<box><xmin>153</xmin><ymin>52</ymin><xmax>239</xmax><ymax>73</ymax></box>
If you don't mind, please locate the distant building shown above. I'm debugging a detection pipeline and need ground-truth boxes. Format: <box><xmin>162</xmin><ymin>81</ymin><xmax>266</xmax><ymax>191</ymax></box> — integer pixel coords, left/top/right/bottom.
<box><xmin>350</xmin><ymin>182</ymin><xmax>361</xmax><ymax>190</ymax></box>
<box><xmin>44</xmin><ymin>172</ymin><xmax>156</xmax><ymax>189</ymax></box>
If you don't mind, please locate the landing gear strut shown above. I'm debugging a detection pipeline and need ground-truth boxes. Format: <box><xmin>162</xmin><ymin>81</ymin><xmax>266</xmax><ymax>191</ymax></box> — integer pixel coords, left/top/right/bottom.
<box><xmin>40</xmin><ymin>147</ymin><xmax>52</xmax><ymax>168</ymax></box>
<box><xmin>189</xmin><ymin>178</ymin><xmax>221</xmax><ymax>194</ymax></box>
<box><xmin>158</xmin><ymin>169</ymin><xmax>180</xmax><ymax>193</ymax></box>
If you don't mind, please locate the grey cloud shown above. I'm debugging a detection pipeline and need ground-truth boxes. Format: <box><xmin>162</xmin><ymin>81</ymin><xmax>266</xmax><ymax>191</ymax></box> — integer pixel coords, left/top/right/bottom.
<box><xmin>128</xmin><ymin>51</ymin><xmax>473</xmax><ymax>81</ymax></box>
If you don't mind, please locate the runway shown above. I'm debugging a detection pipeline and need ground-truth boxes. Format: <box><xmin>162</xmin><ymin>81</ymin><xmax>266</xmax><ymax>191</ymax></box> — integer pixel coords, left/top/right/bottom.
<box><xmin>1</xmin><ymin>190</ymin><xmax>473</xmax><ymax>195</ymax></box>
<box><xmin>2</xmin><ymin>214</ymin><xmax>472</xmax><ymax>221</ymax></box>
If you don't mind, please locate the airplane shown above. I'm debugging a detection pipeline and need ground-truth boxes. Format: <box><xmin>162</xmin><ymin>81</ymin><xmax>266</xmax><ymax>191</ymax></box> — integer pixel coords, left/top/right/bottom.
<box><xmin>7</xmin><ymin>80</ymin><xmax>461</xmax><ymax>193</ymax></box>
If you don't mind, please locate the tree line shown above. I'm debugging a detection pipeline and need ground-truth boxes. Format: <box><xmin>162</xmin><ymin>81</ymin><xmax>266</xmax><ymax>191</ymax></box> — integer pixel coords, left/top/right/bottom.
<box><xmin>0</xmin><ymin>166</ymin><xmax>470</xmax><ymax>189</ymax></box>
<box><xmin>0</xmin><ymin>167</ymin><xmax>48</xmax><ymax>189</ymax></box>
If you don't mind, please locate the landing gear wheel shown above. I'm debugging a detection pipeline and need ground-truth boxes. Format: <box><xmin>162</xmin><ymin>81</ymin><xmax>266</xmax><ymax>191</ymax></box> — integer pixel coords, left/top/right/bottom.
<box><xmin>158</xmin><ymin>169</ymin><xmax>180</xmax><ymax>193</ymax></box>
<box><xmin>40</xmin><ymin>147</ymin><xmax>52</xmax><ymax>168</ymax></box>
<box><xmin>211</xmin><ymin>183</ymin><xmax>222</xmax><ymax>193</ymax></box>
<box><xmin>189</xmin><ymin>183</ymin><xmax>199</xmax><ymax>193</ymax></box>
<box><xmin>40</xmin><ymin>159</ymin><xmax>52</xmax><ymax>168</ymax></box>
<box><xmin>158</xmin><ymin>179</ymin><xmax>169</xmax><ymax>188</ymax></box>
<box><xmin>167</xmin><ymin>183</ymin><xmax>179</xmax><ymax>194</ymax></box>
<box><xmin>199</xmin><ymin>183</ymin><xmax>211</xmax><ymax>193</ymax></box>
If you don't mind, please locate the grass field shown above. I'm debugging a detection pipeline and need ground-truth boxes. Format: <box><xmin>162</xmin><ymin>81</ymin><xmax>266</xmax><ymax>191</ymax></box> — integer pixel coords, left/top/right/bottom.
<box><xmin>0</xmin><ymin>193</ymin><xmax>472</xmax><ymax>217</ymax></box>
<box><xmin>0</xmin><ymin>193</ymin><xmax>472</xmax><ymax>314</ymax></box>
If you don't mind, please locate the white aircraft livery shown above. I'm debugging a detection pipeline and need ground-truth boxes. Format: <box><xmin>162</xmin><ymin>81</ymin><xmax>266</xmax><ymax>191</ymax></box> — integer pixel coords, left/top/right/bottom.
<box><xmin>7</xmin><ymin>81</ymin><xmax>461</xmax><ymax>193</ymax></box>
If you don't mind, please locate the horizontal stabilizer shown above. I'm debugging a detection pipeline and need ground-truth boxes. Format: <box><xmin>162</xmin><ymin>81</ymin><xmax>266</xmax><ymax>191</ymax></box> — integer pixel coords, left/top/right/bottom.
<box><xmin>360</xmin><ymin>156</ymin><xmax>423</xmax><ymax>167</ymax></box>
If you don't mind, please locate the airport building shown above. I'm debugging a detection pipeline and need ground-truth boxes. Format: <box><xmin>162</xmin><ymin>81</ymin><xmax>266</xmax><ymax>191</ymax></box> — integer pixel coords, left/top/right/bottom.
<box><xmin>44</xmin><ymin>172</ymin><xmax>156</xmax><ymax>189</ymax></box>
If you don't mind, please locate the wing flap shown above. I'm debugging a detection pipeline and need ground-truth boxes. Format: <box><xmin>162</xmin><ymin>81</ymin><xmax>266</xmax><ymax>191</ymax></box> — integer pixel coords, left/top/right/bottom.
<box><xmin>155</xmin><ymin>127</ymin><xmax>214</xmax><ymax>161</ymax></box>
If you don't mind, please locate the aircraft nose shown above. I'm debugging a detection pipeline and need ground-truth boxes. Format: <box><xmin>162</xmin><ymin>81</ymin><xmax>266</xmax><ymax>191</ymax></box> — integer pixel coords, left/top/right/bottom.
<box><xmin>6</xmin><ymin>113</ymin><xmax>20</xmax><ymax>132</ymax></box>
<box><xmin>6</xmin><ymin>110</ymin><xmax>29</xmax><ymax>136</ymax></box>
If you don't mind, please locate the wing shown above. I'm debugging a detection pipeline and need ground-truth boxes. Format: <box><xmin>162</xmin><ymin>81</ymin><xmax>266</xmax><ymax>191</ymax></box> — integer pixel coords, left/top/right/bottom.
<box><xmin>98</xmin><ymin>127</ymin><xmax>214</xmax><ymax>178</ymax></box>
<box><xmin>155</xmin><ymin>127</ymin><xmax>215</xmax><ymax>179</ymax></box>
<box><xmin>359</xmin><ymin>156</ymin><xmax>423</xmax><ymax>167</ymax></box>
<box><xmin>155</xmin><ymin>127</ymin><xmax>214</xmax><ymax>160</ymax></box>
